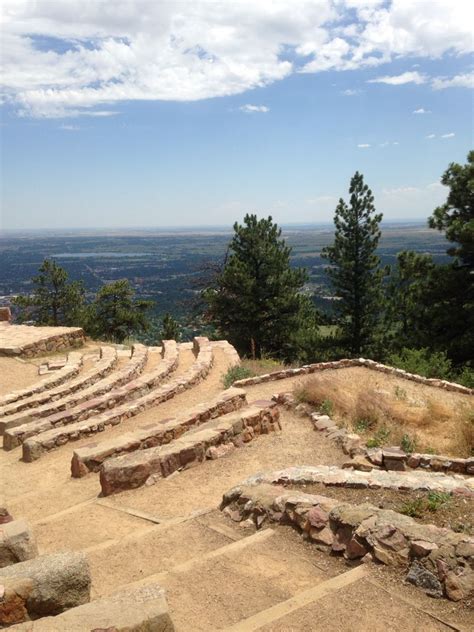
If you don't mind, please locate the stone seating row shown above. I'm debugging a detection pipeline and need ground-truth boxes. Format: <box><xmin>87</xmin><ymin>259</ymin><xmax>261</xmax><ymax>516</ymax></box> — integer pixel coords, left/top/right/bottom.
<box><xmin>0</xmin><ymin>346</ymin><xmax>117</xmax><ymax>419</ymax></box>
<box><xmin>19</xmin><ymin>338</ymin><xmax>212</xmax><ymax>461</ymax></box>
<box><xmin>0</xmin><ymin>351</ymin><xmax>84</xmax><ymax>408</ymax></box>
<box><xmin>71</xmin><ymin>386</ymin><xmax>247</xmax><ymax>477</ymax></box>
<box><xmin>100</xmin><ymin>398</ymin><xmax>281</xmax><ymax>496</ymax></box>
<box><xmin>2</xmin><ymin>343</ymin><xmax>150</xmax><ymax>446</ymax></box>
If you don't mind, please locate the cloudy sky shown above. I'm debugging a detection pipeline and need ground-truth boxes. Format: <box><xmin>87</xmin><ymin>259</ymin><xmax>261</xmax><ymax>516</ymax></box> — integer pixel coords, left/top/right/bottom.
<box><xmin>1</xmin><ymin>0</ymin><xmax>473</xmax><ymax>229</ymax></box>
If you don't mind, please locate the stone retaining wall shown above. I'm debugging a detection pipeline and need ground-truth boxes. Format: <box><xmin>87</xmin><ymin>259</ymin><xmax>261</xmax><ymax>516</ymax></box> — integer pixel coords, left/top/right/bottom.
<box><xmin>0</xmin><ymin>324</ymin><xmax>85</xmax><ymax>358</ymax></box>
<box><xmin>234</xmin><ymin>357</ymin><xmax>473</xmax><ymax>396</ymax></box>
<box><xmin>100</xmin><ymin>400</ymin><xmax>280</xmax><ymax>496</ymax></box>
<box><xmin>0</xmin><ymin>351</ymin><xmax>84</xmax><ymax>408</ymax></box>
<box><xmin>0</xmin><ymin>346</ymin><xmax>117</xmax><ymax>420</ymax></box>
<box><xmin>71</xmin><ymin>386</ymin><xmax>247</xmax><ymax>477</ymax></box>
<box><xmin>221</xmin><ymin>483</ymin><xmax>474</xmax><ymax>601</ymax></box>
<box><xmin>19</xmin><ymin>338</ymin><xmax>210</xmax><ymax>461</ymax></box>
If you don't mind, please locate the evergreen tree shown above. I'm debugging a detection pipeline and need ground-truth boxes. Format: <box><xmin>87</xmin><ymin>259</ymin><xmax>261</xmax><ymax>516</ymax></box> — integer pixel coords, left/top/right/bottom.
<box><xmin>321</xmin><ymin>172</ymin><xmax>383</xmax><ymax>356</ymax></box>
<box><xmin>204</xmin><ymin>214</ymin><xmax>309</xmax><ymax>359</ymax></box>
<box><xmin>13</xmin><ymin>258</ymin><xmax>84</xmax><ymax>326</ymax></box>
<box><xmin>429</xmin><ymin>150</ymin><xmax>474</xmax><ymax>268</ymax></box>
<box><xmin>160</xmin><ymin>313</ymin><xmax>181</xmax><ymax>342</ymax></box>
<box><xmin>86</xmin><ymin>279</ymin><xmax>152</xmax><ymax>343</ymax></box>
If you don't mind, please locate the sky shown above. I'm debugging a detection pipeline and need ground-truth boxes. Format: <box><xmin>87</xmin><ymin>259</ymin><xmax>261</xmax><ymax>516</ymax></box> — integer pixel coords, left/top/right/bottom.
<box><xmin>1</xmin><ymin>0</ymin><xmax>473</xmax><ymax>230</ymax></box>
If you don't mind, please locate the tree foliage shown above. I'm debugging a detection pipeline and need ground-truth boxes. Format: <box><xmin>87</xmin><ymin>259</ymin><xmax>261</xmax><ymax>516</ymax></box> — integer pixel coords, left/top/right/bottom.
<box><xmin>429</xmin><ymin>150</ymin><xmax>474</xmax><ymax>268</ymax></box>
<box><xmin>204</xmin><ymin>214</ymin><xmax>310</xmax><ymax>359</ymax></box>
<box><xmin>160</xmin><ymin>312</ymin><xmax>181</xmax><ymax>342</ymax></box>
<box><xmin>321</xmin><ymin>172</ymin><xmax>384</xmax><ymax>356</ymax></box>
<box><xmin>13</xmin><ymin>259</ymin><xmax>84</xmax><ymax>326</ymax></box>
<box><xmin>86</xmin><ymin>279</ymin><xmax>152</xmax><ymax>343</ymax></box>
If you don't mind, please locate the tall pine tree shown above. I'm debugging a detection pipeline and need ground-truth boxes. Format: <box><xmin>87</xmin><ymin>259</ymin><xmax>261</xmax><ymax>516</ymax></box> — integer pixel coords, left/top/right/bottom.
<box><xmin>204</xmin><ymin>214</ymin><xmax>308</xmax><ymax>359</ymax></box>
<box><xmin>322</xmin><ymin>172</ymin><xmax>383</xmax><ymax>356</ymax></box>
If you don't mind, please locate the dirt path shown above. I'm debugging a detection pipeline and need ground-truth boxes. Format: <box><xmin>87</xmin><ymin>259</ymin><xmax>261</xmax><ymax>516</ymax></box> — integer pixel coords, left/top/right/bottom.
<box><xmin>0</xmin><ymin>357</ymin><xmax>48</xmax><ymax>395</ymax></box>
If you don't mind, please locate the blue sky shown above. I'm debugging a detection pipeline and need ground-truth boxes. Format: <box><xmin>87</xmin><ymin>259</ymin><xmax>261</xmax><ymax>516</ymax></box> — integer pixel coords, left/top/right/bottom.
<box><xmin>1</xmin><ymin>1</ymin><xmax>473</xmax><ymax>230</ymax></box>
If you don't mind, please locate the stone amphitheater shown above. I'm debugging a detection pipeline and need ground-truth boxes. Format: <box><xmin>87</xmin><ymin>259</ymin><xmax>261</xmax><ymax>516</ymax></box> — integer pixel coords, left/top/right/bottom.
<box><xmin>0</xmin><ymin>320</ymin><xmax>472</xmax><ymax>631</ymax></box>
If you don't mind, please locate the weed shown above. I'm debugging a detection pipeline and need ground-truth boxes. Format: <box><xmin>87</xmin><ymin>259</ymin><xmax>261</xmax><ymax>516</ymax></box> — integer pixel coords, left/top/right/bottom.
<box><xmin>222</xmin><ymin>365</ymin><xmax>254</xmax><ymax>388</ymax></box>
<box><xmin>426</xmin><ymin>491</ymin><xmax>451</xmax><ymax>512</ymax></box>
<box><xmin>400</xmin><ymin>433</ymin><xmax>417</xmax><ymax>454</ymax></box>
<box><xmin>399</xmin><ymin>498</ymin><xmax>424</xmax><ymax>518</ymax></box>
<box><xmin>320</xmin><ymin>399</ymin><xmax>333</xmax><ymax>416</ymax></box>
<box><xmin>366</xmin><ymin>426</ymin><xmax>391</xmax><ymax>448</ymax></box>
<box><xmin>394</xmin><ymin>386</ymin><xmax>407</xmax><ymax>400</ymax></box>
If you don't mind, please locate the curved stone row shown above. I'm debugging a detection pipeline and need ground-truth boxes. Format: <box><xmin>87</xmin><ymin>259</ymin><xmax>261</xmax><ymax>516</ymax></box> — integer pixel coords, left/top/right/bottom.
<box><xmin>221</xmin><ymin>483</ymin><xmax>474</xmax><ymax>602</ymax></box>
<box><xmin>2</xmin><ymin>344</ymin><xmax>149</xmax><ymax>446</ymax></box>
<box><xmin>0</xmin><ymin>346</ymin><xmax>117</xmax><ymax>419</ymax></box>
<box><xmin>70</xmin><ymin>386</ymin><xmax>247</xmax><ymax>477</ymax></box>
<box><xmin>19</xmin><ymin>338</ymin><xmax>210</xmax><ymax>461</ymax></box>
<box><xmin>234</xmin><ymin>357</ymin><xmax>473</xmax><ymax>396</ymax></box>
<box><xmin>0</xmin><ymin>351</ymin><xmax>84</xmax><ymax>408</ymax></box>
<box><xmin>100</xmin><ymin>399</ymin><xmax>280</xmax><ymax>496</ymax></box>
<box><xmin>238</xmin><ymin>464</ymin><xmax>474</xmax><ymax>496</ymax></box>
<box><xmin>210</xmin><ymin>340</ymin><xmax>241</xmax><ymax>367</ymax></box>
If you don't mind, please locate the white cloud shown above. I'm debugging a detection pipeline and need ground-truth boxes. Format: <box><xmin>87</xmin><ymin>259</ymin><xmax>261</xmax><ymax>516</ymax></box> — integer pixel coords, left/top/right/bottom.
<box><xmin>59</xmin><ymin>124</ymin><xmax>80</xmax><ymax>131</ymax></box>
<box><xmin>1</xmin><ymin>0</ymin><xmax>473</xmax><ymax>118</ymax></box>
<box><xmin>432</xmin><ymin>72</ymin><xmax>474</xmax><ymax>90</ymax></box>
<box><xmin>426</xmin><ymin>133</ymin><xmax>436</xmax><ymax>139</ymax></box>
<box><xmin>441</xmin><ymin>132</ymin><xmax>455</xmax><ymax>138</ymax></box>
<box><xmin>382</xmin><ymin>186</ymin><xmax>420</xmax><ymax>195</ymax></box>
<box><xmin>357</xmin><ymin>143</ymin><xmax>371</xmax><ymax>148</ymax></box>
<box><xmin>341</xmin><ymin>88</ymin><xmax>361</xmax><ymax>96</ymax></box>
<box><xmin>368</xmin><ymin>71</ymin><xmax>427</xmax><ymax>85</ymax></box>
<box><xmin>239</xmin><ymin>104</ymin><xmax>270</xmax><ymax>114</ymax></box>
<box><xmin>413</xmin><ymin>108</ymin><xmax>431</xmax><ymax>114</ymax></box>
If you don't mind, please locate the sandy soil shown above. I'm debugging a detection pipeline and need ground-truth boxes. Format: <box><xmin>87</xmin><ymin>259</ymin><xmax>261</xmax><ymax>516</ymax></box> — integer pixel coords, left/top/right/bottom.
<box><xmin>0</xmin><ymin>357</ymin><xmax>49</xmax><ymax>396</ymax></box>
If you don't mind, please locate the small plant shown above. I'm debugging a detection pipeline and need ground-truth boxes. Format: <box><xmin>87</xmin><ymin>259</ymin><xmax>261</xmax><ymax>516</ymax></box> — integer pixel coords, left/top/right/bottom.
<box><xmin>426</xmin><ymin>491</ymin><xmax>451</xmax><ymax>512</ymax></box>
<box><xmin>355</xmin><ymin>419</ymin><xmax>371</xmax><ymax>433</ymax></box>
<box><xmin>400</xmin><ymin>433</ymin><xmax>417</xmax><ymax>454</ymax></box>
<box><xmin>320</xmin><ymin>399</ymin><xmax>333</xmax><ymax>416</ymax></box>
<box><xmin>394</xmin><ymin>386</ymin><xmax>407</xmax><ymax>400</ymax></box>
<box><xmin>399</xmin><ymin>498</ymin><xmax>424</xmax><ymax>518</ymax></box>
<box><xmin>425</xmin><ymin>446</ymin><xmax>436</xmax><ymax>455</ymax></box>
<box><xmin>366</xmin><ymin>426</ymin><xmax>391</xmax><ymax>448</ymax></box>
<box><xmin>222</xmin><ymin>365</ymin><xmax>254</xmax><ymax>388</ymax></box>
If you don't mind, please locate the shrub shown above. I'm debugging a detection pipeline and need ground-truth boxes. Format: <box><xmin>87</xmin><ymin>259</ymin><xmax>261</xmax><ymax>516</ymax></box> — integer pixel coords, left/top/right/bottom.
<box><xmin>320</xmin><ymin>399</ymin><xmax>333</xmax><ymax>416</ymax></box>
<box><xmin>222</xmin><ymin>365</ymin><xmax>254</xmax><ymax>388</ymax></box>
<box><xmin>456</xmin><ymin>366</ymin><xmax>474</xmax><ymax>388</ymax></box>
<box><xmin>400</xmin><ymin>433</ymin><xmax>417</xmax><ymax>454</ymax></box>
<box><xmin>366</xmin><ymin>427</ymin><xmax>391</xmax><ymax>448</ymax></box>
<box><xmin>387</xmin><ymin>347</ymin><xmax>452</xmax><ymax>380</ymax></box>
<box><xmin>399</xmin><ymin>498</ymin><xmax>424</xmax><ymax>518</ymax></box>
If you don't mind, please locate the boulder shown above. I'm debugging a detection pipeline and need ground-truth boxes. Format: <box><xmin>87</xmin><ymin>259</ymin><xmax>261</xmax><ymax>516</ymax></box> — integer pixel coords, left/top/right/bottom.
<box><xmin>406</xmin><ymin>560</ymin><xmax>443</xmax><ymax>598</ymax></box>
<box><xmin>0</xmin><ymin>551</ymin><xmax>90</xmax><ymax>622</ymax></box>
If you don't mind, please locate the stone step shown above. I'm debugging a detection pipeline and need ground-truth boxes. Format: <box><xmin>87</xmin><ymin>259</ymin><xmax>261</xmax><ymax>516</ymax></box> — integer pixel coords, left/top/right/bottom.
<box><xmin>0</xmin><ymin>343</ymin><xmax>148</xmax><ymax>439</ymax></box>
<box><xmin>18</xmin><ymin>338</ymin><xmax>212</xmax><ymax>461</ymax></box>
<box><xmin>0</xmin><ymin>351</ymin><xmax>84</xmax><ymax>408</ymax></box>
<box><xmin>99</xmin><ymin>399</ymin><xmax>280</xmax><ymax>496</ymax></box>
<box><xmin>71</xmin><ymin>386</ymin><xmax>247</xmax><ymax>477</ymax></box>
<box><xmin>0</xmin><ymin>346</ymin><xmax>117</xmax><ymax>419</ymax></box>
<box><xmin>9</xmin><ymin>582</ymin><xmax>174</xmax><ymax>631</ymax></box>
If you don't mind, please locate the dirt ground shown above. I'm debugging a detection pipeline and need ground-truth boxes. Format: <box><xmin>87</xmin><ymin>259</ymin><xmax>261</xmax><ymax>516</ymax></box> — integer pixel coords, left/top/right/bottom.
<box><xmin>0</xmin><ymin>357</ymin><xmax>48</xmax><ymax>395</ymax></box>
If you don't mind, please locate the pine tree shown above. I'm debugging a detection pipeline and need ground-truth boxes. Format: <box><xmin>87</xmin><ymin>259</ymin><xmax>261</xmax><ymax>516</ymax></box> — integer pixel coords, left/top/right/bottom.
<box><xmin>86</xmin><ymin>279</ymin><xmax>152</xmax><ymax>343</ymax></box>
<box><xmin>13</xmin><ymin>258</ymin><xmax>84</xmax><ymax>326</ymax></box>
<box><xmin>204</xmin><ymin>214</ymin><xmax>309</xmax><ymax>359</ymax></box>
<box><xmin>321</xmin><ymin>172</ymin><xmax>383</xmax><ymax>356</ymax></box>
<box><xmin>160</xmin><ymin>313</ymin><xmax>181</xmax><ymax>342</ymax></box>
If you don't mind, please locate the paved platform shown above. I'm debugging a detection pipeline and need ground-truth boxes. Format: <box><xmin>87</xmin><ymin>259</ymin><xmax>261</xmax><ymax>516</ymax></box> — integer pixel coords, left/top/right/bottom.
<box><xmin>0</xmin><ymin>323</ymin><xmax>85</xmax><ymax>358</ymax></box>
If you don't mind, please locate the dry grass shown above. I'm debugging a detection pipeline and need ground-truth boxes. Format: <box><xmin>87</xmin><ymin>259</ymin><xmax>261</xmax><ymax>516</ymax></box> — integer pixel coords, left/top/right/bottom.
<box><xmin>294</xmin><ymin>368</ymin><xmax>473</xmax><ymax>457</ymax></box>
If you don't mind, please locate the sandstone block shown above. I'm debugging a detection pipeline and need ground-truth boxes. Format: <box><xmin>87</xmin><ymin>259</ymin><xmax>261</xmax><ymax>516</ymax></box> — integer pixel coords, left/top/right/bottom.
<box><xmin>0</xmin><ymin>519</ymin><xmax>38</xmax><ymax>568</ymax></box>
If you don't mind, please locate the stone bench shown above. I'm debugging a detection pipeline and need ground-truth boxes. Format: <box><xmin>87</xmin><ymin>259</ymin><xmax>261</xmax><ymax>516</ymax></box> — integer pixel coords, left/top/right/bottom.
<box><xmin>20</xmin><ymin>339</ymin><xmax>210</xmax><ymax>461</ymax></box>
<box><xmin>2</xmin><ymin>343</ymin><xmax>150</xmax><ymax>448</ymax></box>
<box><xmin>0</xmin><ymin>346</ymin><xmax>117</xmax><ymax>420</ymax></box>
<box><xmin>100</xmin><ymin>399</ymin><xmax>280</xmax><ymax>496</ymax></box>
<box><xmin>0</xmin><ymin>551</ymin><xmax>90</xmax><ymax>625</ymax></box>
<box><xmin>0</xmin><ymin>351</ymin><xmax>84</xmax><ymax>408</ymax></box>
<box><xmin>71</xmin><ymin>386</ymin><xmax>247</xmax><ymax>477</ymax></box>
<box><xmin>0</xmin><ymin>519</ymin><xmax>38</xmax><ymax>568</ymax></box>
<box><xmin>9</xmin><ymin>582</ymin><xmax>174</xmax><ymax>631</ymax></box>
